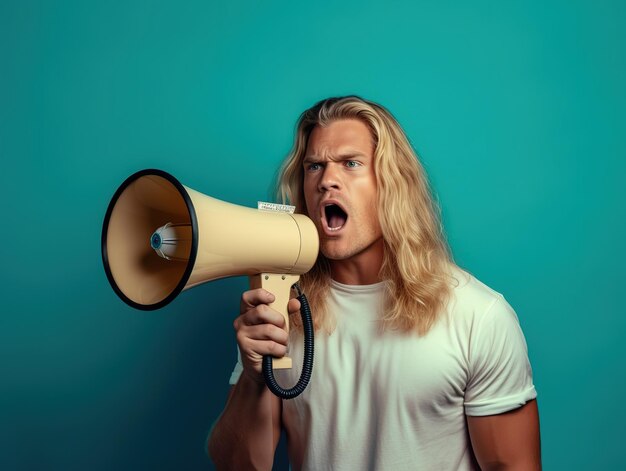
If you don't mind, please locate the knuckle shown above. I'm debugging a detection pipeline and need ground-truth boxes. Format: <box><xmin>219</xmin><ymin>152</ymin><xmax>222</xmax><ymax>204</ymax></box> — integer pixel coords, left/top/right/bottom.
<box><xmin>236</xmin><ymin>330</ymin><xmax>250</xmax><ymax>348</ymax></box>
<box><xmin>240</xmin><ymin>289</ymin><xmax>260</xmax><ymax>310</ymax></box>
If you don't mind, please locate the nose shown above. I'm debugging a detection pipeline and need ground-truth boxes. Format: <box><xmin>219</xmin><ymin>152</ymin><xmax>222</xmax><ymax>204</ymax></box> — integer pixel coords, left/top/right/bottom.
<box><xmin>318</xmin><ymin>163</ymin><xmax>341</xmax><ymax>192</ymax></box>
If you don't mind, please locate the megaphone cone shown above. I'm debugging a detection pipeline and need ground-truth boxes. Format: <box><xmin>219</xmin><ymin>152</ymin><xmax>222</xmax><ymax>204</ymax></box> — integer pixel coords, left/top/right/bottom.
<box><xmin>101</xmin><ymin>169</ymin><xmax>319</xmax><ymax>310</ymax></box>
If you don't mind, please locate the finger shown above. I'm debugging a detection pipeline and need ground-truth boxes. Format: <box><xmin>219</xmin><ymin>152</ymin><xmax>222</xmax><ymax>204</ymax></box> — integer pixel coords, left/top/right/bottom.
<box><xmin>238</xmin><ymin>323</ymin><xmax>289</xmax><ymax>345</ymax></box>
<box><xmin>240</xmin><ymin>289</ymin><xmax>275</xmax><ymax>312</ymax></box>
<box><xmin>241</xmin><ymin>304</ymin><xmax>286</xmax><ymax>328</ymax></box>
<box><xmin>242</xmin><ymin>339</ymin><xmax>288</xmax><ymax>359</ymax></box>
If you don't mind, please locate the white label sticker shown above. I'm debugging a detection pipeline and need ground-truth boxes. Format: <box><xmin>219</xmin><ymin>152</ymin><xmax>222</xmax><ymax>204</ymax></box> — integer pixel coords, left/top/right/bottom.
<box><xmin>257</xmin><ymin>201</ymin><xmax>296</xmax><ymax>214</ymax></box>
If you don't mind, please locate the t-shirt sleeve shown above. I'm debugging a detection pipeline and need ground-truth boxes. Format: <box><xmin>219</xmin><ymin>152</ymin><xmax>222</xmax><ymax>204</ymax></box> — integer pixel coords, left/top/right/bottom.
<box><xmin>464</xmin><ymin>295</ymin><xmax>537</xmax><ymax>416</ymax></box>
<box><xmin>228</xmin><ymin>347</ymin><xmax>244</xmax><ymax>386</ymax></box>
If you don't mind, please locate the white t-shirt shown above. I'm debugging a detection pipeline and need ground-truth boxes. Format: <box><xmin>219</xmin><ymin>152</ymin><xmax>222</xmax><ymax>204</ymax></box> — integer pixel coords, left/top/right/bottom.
<box><xmin>228</xmin><ymin>267</ymin><xmax>537</xmax><ymax>470</ymax></box>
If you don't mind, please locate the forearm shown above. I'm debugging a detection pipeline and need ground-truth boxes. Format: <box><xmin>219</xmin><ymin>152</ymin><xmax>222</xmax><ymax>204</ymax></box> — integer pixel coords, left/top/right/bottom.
<box><xmin>208</xmin><ymin>374</ymin><xmax>280</xmax><ymax>471</ymax></box>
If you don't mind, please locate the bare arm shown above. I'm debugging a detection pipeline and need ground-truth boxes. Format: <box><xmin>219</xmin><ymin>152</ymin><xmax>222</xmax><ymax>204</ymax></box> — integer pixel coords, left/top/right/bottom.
<box><xmin>208</xmin><ymin>376</ymin><xmax>281</xmax><ymax>470</ymax></box>
<box><xmin>208</xmin><ymin>289</ymin><xmax>300</xmax><ymax>471</ymax></box>
<box><xmin>467</xmin><ymin>399</ymin><xmax>541</xmax><ymax>471</ymax></box>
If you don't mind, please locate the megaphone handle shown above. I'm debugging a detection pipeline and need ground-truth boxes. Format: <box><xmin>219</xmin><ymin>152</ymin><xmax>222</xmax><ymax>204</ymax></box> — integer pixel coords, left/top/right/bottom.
<box><xmin>249</xmin><ymin>273</ymin><xmax>300</xmax><ymax>370</ymax></box>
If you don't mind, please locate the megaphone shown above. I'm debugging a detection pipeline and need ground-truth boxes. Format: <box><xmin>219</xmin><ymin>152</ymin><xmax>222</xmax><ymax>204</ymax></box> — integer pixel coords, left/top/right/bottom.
<box><xmin>101</xmin><ymin>169</ymin><xmax>319</xmax><ymax>398</ymax></box>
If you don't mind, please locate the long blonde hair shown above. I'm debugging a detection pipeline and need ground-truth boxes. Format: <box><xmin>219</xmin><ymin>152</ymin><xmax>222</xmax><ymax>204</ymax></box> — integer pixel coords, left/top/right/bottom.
<box><xmin>278</xmin><ymin>96</ymin><xmax>455</xmax><ymax>335</ymax></box>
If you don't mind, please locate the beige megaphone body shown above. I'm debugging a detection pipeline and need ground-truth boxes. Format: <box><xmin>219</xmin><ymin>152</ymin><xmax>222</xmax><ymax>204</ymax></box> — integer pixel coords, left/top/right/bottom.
<box><xmin>102</xmin><ymin>169</ymin><xmax>319</xmax><ymax>398</ymax></box>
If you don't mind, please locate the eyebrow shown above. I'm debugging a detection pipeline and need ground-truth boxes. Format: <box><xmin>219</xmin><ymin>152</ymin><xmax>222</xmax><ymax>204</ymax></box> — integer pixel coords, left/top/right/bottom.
<box><xmin>303</xmin><ymin>152</ymin><xmax>368</xmax><ymax>164</ymax></box>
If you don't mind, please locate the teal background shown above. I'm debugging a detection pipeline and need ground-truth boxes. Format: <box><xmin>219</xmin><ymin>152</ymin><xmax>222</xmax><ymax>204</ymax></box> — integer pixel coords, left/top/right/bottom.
<box><xmin>1</xmin><ymin>0</ymin><xmax>624</xmax><ymax>469</ymax></box>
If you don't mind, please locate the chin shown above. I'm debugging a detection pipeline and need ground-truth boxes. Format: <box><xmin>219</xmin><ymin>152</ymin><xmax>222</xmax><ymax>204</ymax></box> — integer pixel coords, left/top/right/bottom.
<box><xmin>319</xmin><ymin>243</ymin><xmax>342</xmax><ymax>259</ymax></box>
<box><xmin>320</xmin><ymin>245</ymin><xmax>354</xmax><ymax>261</ymax></box>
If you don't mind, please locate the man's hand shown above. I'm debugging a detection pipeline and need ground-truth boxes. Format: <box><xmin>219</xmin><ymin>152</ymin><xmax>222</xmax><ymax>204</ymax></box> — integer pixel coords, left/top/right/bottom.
<box><xmin>233</xmin><ymin>288</ymin><xmax>301</xmax><ymax>383</ymax></box>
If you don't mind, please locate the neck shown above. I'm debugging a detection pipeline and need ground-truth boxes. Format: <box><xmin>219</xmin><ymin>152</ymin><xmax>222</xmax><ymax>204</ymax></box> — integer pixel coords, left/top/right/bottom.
<box><xmin>329</xmin><ymin>239</ymin><xmax>385</xmax><ymax>285</ymax></box>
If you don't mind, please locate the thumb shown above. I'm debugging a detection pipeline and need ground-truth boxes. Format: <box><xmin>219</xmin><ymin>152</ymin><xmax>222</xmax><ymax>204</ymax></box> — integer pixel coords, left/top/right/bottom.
<box><xmin>287</xmin><ymin>298</ymin><xmax>301</xmax><ymax>315</ymax></box>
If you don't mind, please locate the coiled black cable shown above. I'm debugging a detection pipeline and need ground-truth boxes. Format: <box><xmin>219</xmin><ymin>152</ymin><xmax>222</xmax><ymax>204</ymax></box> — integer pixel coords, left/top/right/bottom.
<box><xmin>262</xmin><ymin>283</ymin><xmax>314</xmax><ymax>399</ymax></box>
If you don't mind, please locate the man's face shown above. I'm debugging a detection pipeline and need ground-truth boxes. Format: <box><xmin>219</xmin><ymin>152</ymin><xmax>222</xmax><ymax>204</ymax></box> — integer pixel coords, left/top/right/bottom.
<box><xmin>303</xmin><ymin>119</ymin><xmax>383</xmax><ymax>266</ymax></box>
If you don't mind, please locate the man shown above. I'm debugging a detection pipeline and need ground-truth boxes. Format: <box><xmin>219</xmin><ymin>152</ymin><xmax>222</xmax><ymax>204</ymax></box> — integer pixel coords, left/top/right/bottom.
<box><xmin>208</xmin><ymin>96</ymin><xmax>540</xmax><ymax>470</ymax></box>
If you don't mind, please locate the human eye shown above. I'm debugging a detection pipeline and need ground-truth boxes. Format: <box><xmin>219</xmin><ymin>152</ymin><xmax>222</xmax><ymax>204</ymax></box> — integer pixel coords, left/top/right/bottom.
<box><xmin>305</xmin><ymin>162</ymin><xmax>322</xmax><ymax>172</ymax></box>
<box><xmin>345</xmin><ymin>160</ymin><xmax>361</xmax><ymax>168</ymax></box>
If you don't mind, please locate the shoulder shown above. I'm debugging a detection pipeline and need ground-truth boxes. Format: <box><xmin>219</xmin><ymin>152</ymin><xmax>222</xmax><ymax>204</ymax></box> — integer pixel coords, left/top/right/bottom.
<box><xmin>444</xmin><ymin>264</ymin><xmax>519</xmax><ymax>332</ymax></box>
<box><xmin>448</xmin><ymin>265</ymin><xmax>504</xmax><ymax>311</ymax></box>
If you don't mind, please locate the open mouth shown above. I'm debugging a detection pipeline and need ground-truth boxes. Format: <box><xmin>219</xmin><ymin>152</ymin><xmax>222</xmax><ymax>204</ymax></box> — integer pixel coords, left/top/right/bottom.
<box><xmin>324</xmin><ymin>204</ymin><xmax>348</xmax><ymax>232</ymax></box>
